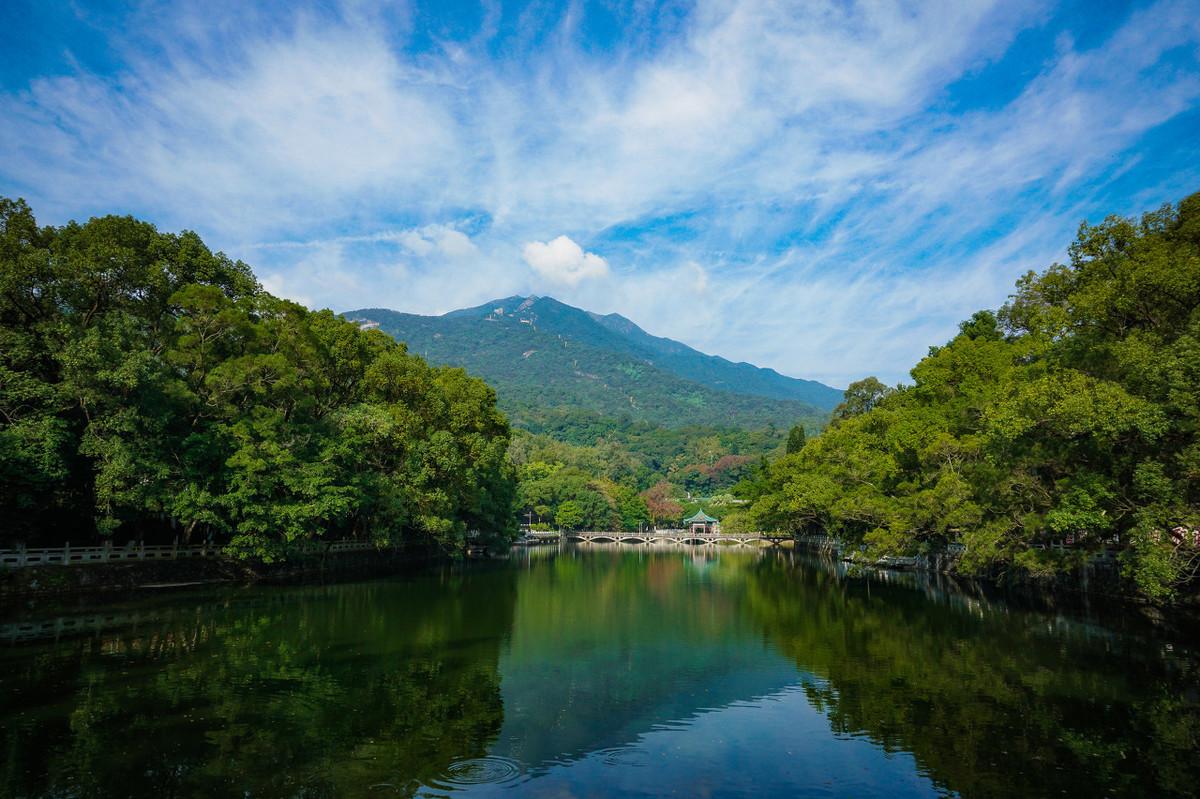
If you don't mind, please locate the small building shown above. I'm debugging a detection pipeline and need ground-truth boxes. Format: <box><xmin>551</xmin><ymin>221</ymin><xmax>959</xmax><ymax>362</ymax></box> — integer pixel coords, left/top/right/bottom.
<box><xmin>683</xmin><ymin>510</ymin><xmax>719</xmax><ymax>535</ymax></box>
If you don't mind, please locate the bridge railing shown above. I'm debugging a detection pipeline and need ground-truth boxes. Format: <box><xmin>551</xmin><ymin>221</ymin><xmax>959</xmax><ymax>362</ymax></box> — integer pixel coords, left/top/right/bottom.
<box><xmin>0</xmin><ymin>539</ymin><xmax>392</xmax><ymax>569</ymax></box>
<box><xmin>567</xmin><ymin>530</ymin><xmax>792</xmax><ymax>540</ymax></box>
<box><xmin>0</xmin><ymin>542</ymin><xmax>219</xmax><ymax>569</ymax></box>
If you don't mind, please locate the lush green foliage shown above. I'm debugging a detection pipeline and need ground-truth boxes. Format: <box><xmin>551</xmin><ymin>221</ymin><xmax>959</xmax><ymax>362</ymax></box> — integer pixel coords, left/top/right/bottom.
<box><xmin>750</xmin><ymin>193</ymin><xmax>1200</xmax><ymax>600</ymax></box>
<box><xmin>514</xmin><ymin>409</ymin><xmax>780</xmax><ymax>492</ymax></box>
<box><xmin>0</xmin><ymin>199</ymin><xmax>515</xmax><ymax>557</ymax></box>
<box><xmin>510</xmin><ymin>456</ymin><xmax>650</xmax><ymax>532</ymax></box>
<box><xmin>508</xmin><ymin>425</ymin><xmax>776</xmax><ymax>529</ymax></box>
<box><xmin>785</xmin><ymin>423</ymin><xmax>807</xmax><ymax>454</ymax></box>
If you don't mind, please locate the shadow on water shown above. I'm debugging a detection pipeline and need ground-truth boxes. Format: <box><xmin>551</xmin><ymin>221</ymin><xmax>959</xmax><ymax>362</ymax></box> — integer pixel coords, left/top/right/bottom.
<box><xmin>2</xmin><ymin>546</ymin><xmax>1198</xmax><ymax>798</ymax></box>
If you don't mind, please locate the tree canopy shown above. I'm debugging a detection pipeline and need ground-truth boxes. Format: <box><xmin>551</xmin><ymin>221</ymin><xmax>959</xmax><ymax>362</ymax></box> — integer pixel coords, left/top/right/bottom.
<box><xmin>748</xmin><ymin>192</ymin><xmax>1200</xmax><ymax>601</ymax></box>
<box><xmin>0</xmin><ymin>199</ymin><xmax>516</xmax><ymax>558</ymax></box>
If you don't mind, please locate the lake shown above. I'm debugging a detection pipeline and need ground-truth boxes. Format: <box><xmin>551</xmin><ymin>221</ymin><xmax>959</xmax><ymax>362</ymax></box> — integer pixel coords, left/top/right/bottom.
<box><xmin>2</xmin><ymin>547</ymin><xmax>1198</xmax><ymax>798</ymax></box>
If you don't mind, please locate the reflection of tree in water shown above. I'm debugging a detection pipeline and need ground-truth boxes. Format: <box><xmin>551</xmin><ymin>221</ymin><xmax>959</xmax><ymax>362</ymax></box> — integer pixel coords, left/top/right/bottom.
<box><xmin>0</xmin><ymin>568</ymin><xmax>519</xmax><ymax>798</ymax></box>
<box><xmin>5</xmin><ymin>552</ymin><xmax>1199</xmax><ymax>798</ymax></box>
<box><xmin>743</xmin><ymin>555</ymin><xmax>1200</xmax><ymax>798</ymax></box>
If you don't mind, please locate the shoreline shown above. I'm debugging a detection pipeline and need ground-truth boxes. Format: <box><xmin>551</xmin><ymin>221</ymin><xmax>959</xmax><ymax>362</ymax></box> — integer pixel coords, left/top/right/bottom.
<box><xmin>0</xmin><ymin>544</ymin><xmax>449</xmax><ymax>604</ymax></box>
<box><xmin>791</xmin><ymin>538</ymin><xmax>1200</xmax><ymax>626</ymax></box>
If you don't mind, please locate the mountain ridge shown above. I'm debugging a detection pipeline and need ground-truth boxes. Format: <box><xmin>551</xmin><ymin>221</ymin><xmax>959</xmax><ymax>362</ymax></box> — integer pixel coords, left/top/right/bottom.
<box><xmin>346</xmin><ymin>296</ymin><xmax>840</xmax><ymax>432</ymax></box>
<box><xmin>403</xmin><ymin>295</ymin><xmax>841</xmax><ymax>405</ymax></box>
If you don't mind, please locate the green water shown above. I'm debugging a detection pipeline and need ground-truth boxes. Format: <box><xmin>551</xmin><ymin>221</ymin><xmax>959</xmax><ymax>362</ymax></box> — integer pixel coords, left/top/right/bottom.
<box><xmin>2</xmin><ymin>547</ymin><xmax>1198</xmax><ymax>798</ymax></box>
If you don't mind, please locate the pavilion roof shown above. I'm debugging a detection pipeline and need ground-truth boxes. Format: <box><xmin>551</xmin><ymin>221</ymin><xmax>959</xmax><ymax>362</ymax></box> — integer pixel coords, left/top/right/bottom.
<box><xmin>683</xmin><ymin>510</ymin><xmax>719</xmax><ymax>524</ymax></box>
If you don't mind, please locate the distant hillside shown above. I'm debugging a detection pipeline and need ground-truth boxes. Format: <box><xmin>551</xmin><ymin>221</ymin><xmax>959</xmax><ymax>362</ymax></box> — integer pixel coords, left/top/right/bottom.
<box><xmin>444</xmin><ymin>296</ymin><xmax>842</xmax><ymax>408</ymax></box>
<box><xmin>346</xmin><ymin>296</ymin><xmax>839</xmax><ymax>432</ymax></box>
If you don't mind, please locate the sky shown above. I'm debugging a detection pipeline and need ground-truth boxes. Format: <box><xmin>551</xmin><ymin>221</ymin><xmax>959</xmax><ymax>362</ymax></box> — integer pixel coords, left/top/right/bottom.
<box><xmin>2</xmin><ymin>1</ymin><xmax>1199</xmax><ymax>387</ymax></box>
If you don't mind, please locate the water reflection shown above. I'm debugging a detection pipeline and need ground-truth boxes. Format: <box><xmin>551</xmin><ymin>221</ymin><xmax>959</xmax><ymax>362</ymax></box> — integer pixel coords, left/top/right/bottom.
<box><xmin>2</xmin><ymin>568</ymin><xmax>519</xmax><ymax>797</ymax></box>
<box><xmin>2</xmin><ymin>548</ymin><xmax>1197</xmax><ymax>798</ymax></box>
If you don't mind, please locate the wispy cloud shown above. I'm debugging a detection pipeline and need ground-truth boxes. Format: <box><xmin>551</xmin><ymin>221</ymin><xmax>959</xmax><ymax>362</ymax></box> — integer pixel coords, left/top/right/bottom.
<box><xmin>2</xmin><ymin>0</ymin><xmax>1198</xmax><ymax>385</ymax></box>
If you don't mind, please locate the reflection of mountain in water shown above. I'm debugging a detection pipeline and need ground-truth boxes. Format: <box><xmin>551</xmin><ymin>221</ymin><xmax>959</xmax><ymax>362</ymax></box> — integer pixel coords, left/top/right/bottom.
<box><xmin>492</xmin><ymin>548</ymin><xmax>799</xmax><ymax>767</ymax></box>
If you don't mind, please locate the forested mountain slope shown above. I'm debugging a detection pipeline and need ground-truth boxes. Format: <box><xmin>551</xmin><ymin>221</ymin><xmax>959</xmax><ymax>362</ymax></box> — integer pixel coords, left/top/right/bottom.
<box><xmin>347</xmin><ymin>296</ymin><xmax>836</xmax><ymax>432</ymax></box>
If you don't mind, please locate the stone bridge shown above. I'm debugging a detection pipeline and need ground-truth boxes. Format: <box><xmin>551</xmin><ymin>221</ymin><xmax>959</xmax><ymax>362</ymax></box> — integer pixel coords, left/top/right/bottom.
<box><xmin>565</xmin><ymin>531</ymin><xmax>792</xmax><ymax>547</ymax></box>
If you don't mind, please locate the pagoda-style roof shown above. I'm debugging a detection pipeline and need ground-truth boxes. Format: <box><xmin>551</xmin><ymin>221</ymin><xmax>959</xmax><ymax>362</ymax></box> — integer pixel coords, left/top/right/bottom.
<box><xmin>683</xmin><ymin>510</ymin><xmax>719</xmax><ymax>524</ymax></box>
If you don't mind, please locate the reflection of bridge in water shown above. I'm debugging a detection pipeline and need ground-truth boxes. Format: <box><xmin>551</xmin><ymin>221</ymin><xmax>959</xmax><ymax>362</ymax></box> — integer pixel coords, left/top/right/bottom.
<box><xmin>566</xmin><ymin>531</ymin><xmax>793</xmax><ymax>547</ymax></box>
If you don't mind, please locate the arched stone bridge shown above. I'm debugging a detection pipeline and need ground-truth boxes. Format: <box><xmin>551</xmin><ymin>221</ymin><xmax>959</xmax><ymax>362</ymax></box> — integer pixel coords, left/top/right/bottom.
<box><xmin>565</xmin><ymin>531</ymin><xmax>793</xmax><ymax>547</ymax></box>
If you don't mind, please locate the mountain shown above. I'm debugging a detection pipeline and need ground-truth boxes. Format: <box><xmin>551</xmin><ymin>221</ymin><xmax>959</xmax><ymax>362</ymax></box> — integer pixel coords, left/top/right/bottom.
<box><xmin>346</xmin><ymin>296</ymin><xmax>841</xmax><ymax>432</ymax></box>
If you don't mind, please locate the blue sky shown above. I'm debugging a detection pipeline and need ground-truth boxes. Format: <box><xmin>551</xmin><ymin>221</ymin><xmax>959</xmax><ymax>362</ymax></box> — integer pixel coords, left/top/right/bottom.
<box><xmin>2</xmin><ymin>0</ymin><xmax>1198</xmax><ymax>386</ymax></box>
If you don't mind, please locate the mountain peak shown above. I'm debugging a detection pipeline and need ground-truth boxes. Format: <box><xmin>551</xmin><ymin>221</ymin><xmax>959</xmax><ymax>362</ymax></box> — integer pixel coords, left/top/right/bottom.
<box><xmin>344</xmin><ymin>297</ymin><xmax>843</xmax><ymax>421</ymax></box>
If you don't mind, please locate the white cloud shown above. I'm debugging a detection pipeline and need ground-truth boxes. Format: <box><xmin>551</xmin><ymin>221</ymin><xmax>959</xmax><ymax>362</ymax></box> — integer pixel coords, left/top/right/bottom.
<box><xmin>522</xmin><ymin>236</ymin><xmax>610</xmax><ymax>286</ymax></box>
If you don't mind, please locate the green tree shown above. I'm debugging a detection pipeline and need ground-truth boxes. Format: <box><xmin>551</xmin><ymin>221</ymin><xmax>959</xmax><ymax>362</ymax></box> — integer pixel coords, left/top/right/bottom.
<box><xmin>785</xmin><ymin>424</ymin><xmax>807</xmax><ymax>454</ymax></box>
<box><xmin>555</xmin><ymin>500</ymin><xmax>584</xmax><ymax>530</ymax></box>
<box><xmin>614</xmin><ymin>484</ymin><xmax>652</xmax><ymax>531</ymax></box>
<box><xmin>831</xmin><ymin>377</ymin><xmax>892</xmax><ymax>422</ymax></box>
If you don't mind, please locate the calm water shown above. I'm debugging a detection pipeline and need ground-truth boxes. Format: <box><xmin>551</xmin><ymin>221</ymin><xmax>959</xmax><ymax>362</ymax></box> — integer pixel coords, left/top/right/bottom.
<box><xmin>2</xmin><ymin>547</ymin><xmax>1199</xmax><ymax>798</ymax></box>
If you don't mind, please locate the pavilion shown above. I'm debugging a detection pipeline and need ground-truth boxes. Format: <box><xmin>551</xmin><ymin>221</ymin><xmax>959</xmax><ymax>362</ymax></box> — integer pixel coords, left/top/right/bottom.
<box><xmin>683</xmin><ymin>510</ymin><xmax>719</xmax><ymax>535</ymax></box>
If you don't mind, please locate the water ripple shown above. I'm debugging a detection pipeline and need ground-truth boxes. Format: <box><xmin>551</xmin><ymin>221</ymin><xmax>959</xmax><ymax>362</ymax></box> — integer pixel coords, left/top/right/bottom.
<box><xmin>427</xmin><ymin>755</ymin><xmax>524</xmax><ymax>789</ymax></box>
<box><xmin>600</xmin><ymin>747</ymin><xmax>650</xmax><ymax>768</ymax></box>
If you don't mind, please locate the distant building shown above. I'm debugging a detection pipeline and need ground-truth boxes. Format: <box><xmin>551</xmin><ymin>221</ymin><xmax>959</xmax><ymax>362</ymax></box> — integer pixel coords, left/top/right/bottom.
<box><xmin>683</xmin><ymin>510</ymin><xmax>719</xmax><ymax>535</ymax></box>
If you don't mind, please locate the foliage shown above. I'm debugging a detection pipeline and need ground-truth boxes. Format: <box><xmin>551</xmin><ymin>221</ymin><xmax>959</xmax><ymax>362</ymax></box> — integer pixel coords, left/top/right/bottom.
<box><xmin>749</xmin><ymin>193</ymin><xmax>1200</xmax><ymax>601</ymax></box>
<box><xmin>785</xmin><ymin>423</ymin><xmax>807</xmax><ymax>454</ymax></box>
<box><xmin>511</xmin><ymin>454</ymin><xmax>652</xmax><ymax>532</ymax></box>
<box><xmin>554</xmin><ymin>500</ymin><xmax>585</xmax><ymax>530</ymax></box>
<box><xmin>508</xmin><ymin>423</ymin><xmax>789</xmax><ymax>530</ymax></box>
<box><xmin>0</xmin><ymin>199</ymin><xmax>516</xmax><ymax>556</ymax></box>
<box><xmin>642</xmin><ymin>480</ymin><xmax>684</xmax><ymax>525</ymax></box>
<box><xmin>519</xmin><ymin>418</ymin><xmax>781</xmax><ymax>481</ymax></box>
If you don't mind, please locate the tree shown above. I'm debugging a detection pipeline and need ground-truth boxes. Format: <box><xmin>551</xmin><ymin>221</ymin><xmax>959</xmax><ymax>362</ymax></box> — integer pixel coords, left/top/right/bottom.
<box><xmin>614</xmin><ymin>484</ymin><xmax>651</xmax><ymax>531</ymax></box>
<box><xmin>831</xmin><ymin>377</ymin><xmax>893</xmax><ymax>422</ymax></box>
<box><xmin>555</xmin><ymin>500</ymin><xmax>584</xmax><ymax>530</ymax></box>
<box><xmin>641</xmin><ymin>481</ymin><xmax>683</xmax><ymax>526</ymax></box>
<box><xmin>785</xmin><ymin>424</ymin><xmax>807</xmax><ymax>454</ymax></box>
